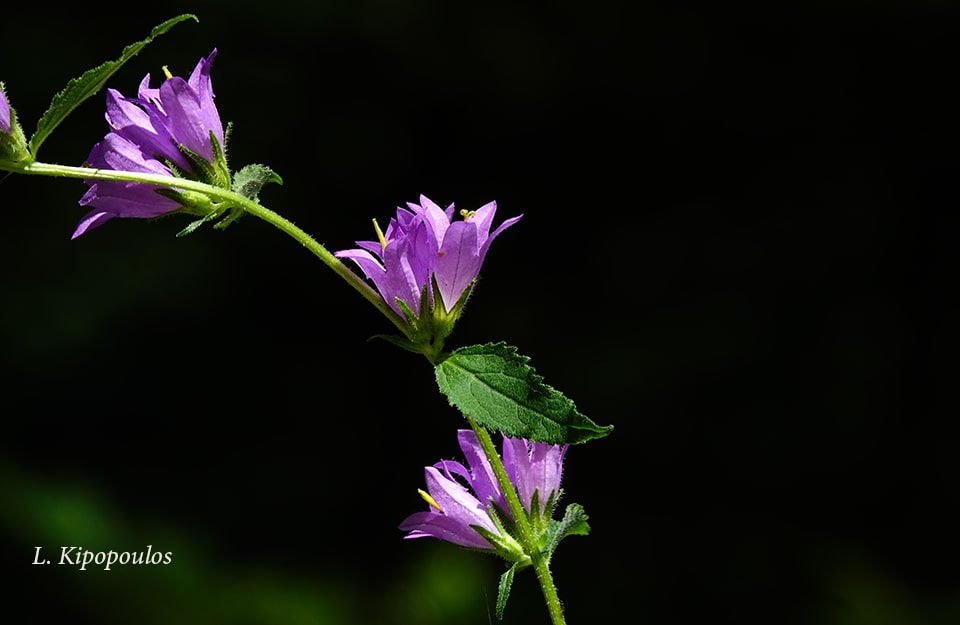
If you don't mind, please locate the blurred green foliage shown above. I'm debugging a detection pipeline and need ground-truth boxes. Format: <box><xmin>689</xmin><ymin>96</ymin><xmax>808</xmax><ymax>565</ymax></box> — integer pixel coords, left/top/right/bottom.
<box><xmin>1</xmin><ymin>460</ymin><xmax>499</xmax><ymax>624</ymax></box>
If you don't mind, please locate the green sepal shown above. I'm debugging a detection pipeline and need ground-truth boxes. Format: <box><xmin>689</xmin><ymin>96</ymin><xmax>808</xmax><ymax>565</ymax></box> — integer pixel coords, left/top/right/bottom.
<box><xmin>420</xmin><ymin>281</ymin><xmax>434</xmax><ymax>322</ymax></box>
<box><xmin>395</xmin><ymin>296</ymin><xmax>421</xmax><ymax>326</ymax></box>
<box><xmin>369</xmin><ymin>293</ymin><xmax>436</xmax><ymax>357</ymax></box>
<box><xmin>177</xmin><ymin>133</ymin><xmax>231</xmax><ymax>190</ymax></box>
<box><xmin>367</xmin><ymin>275</ymin><xmax>481</xmax><ymax>363</ymax></box>
<box><xmin>388</xmin><ymin>280</ymin><xmax>454</xmax><ymax>364</ymax></box>
<box><xmin>445</xmin><ymin>277</ymin><xmax>476</xmax><ymax>322</ymax></box>
<box><xmin>0</xmin><ymin>83</ymin><xmax>32</xmax><ymax>168</ymax></box>
<box><xmin>538</xmin><ymin>489</ymin><xmax>559</xmax><ymax>539</ymax></box>
<box><xmin>496</xmin><ymin>562</ymin><xmax>520</xmax><ymax>620</ymax></box>
<box><xmin>427</xmin><ymin>274</ymin><xmax>473</xmax><ymax>348</ymax></box>
<box><xmin>435</xmin><ymin>342</ymin><xmax>614</xmax><ymax>445</ymax></box>
<box><xmin>151</xmin><ymin>187</ymin><xmax>220</xmax><ymax>237</ymax></box>
<box><xmin>174</xmin><ymin>211</ymin><xmax>220</xmax><ymax>237</ymax></box>
<box><xmin>366</xmin><ymin>333</ymin><xmax>428</xmax><ymax>356</ymax></box>
<box><xmin>527</xmin><ymin>488</ymin><xmax>549</xmax><ymax>543</ymax></box>
<box><xmin>232</xmin><ymin>163</ymin><xmax>283</xmax><ymax>202</ymax></box>
<box><xmin>28</xmin><ymin>14</ymin><xmax>198</xmax><ymax>156</ymax></box>
<box><xmin>470</xmin><ymin>525</ymin><xmax>527</xmax><ymax>565</ymax></box>
<box><xmin>212</xmin><ymin>208</ymin><xmax>243</xmax><ymax>231</ymax></box>
<box><xmin>154</xmin><ymin>187</ymin><xmax>215</xmax><ymax>213</ymax></box>
<box><xmin>209</xmin><ymin>127</ymin><xmax>232</xmax><ymax>188</ymax></box>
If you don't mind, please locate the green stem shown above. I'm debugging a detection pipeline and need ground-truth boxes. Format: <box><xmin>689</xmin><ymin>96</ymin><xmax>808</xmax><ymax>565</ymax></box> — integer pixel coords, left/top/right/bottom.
<box><xmin>531</xmin><ymin>556</ymin><xmax>567</xmax><ymax>625</ymax></box>
<box><xmin>465</xmin><ymin>416</ymin><xmax>568</xmax><ymax>625</ymax></box>
<box><xmin>19</xmin><ymin>161</ymin><xmax>412</xmax><ymax>339</ymax></box>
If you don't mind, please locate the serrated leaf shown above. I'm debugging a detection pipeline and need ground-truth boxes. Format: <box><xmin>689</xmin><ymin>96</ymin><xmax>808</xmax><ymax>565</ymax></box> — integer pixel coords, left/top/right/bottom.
<box><xmin>545</xmin><ymin>502</ymin><xmax>590</xmax><ymax>557</ymax></box>
<box><xmin>232</xmin><ymin>163</ymin><xmax>283</xmax><ymax>201</ymax></box>
<box><xmin>435</xmin><ymin>342</ymin><xmax>613</xmax><ymax>445</ymax></box>
<box><xmin>29</xmin><ymin>14</ymin><xmax>198</xmax><ymax>156</ymax></box>
<box><xmin>496</xmin><ymin>563</ymin><xmax>518</xmax><ymax>620</ymax></box>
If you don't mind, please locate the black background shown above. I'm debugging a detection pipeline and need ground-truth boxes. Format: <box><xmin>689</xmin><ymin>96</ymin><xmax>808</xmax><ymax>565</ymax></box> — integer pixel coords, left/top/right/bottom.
<box><xmin>1</xmin><ymin>2</ymin><xmax>955</xmax><ymax>624</ymax></box>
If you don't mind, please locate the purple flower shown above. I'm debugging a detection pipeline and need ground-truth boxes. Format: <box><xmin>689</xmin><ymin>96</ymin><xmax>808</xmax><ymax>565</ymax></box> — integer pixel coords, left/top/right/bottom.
<box><xmin>336</xmin><ymin>195</ymin><xmax>522</xmax><ymax>316</ymax></box>
<box><xmin>503</xmin><ymin>434</ymin><xmax>568</xmax><ymax>517</ymax></box>
<box><xmin>399</xmin><ymin>430</ymin><xmax>567</xmax><ymax>554</ymax></box>
<box><xmin>74</xmin><ymin>134</ymin><xmax>186</xmax><ymax>236</ymax></box>
<box><xmin>73</xmin><ymin>49</ymin><xmax>228</xmax><ymax>238</ymax></box>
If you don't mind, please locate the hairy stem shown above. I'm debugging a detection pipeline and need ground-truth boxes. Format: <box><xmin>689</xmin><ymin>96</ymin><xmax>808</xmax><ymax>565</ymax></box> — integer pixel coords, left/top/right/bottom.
<box><xmin>20</xmin><ymin>161</ymin><xmax>411</xmax><ymax>338</ymax></box>
<box><xmin>465</xmin><ymin>415</ymin><xmax>568</xmax><ymax>625</ymax></box>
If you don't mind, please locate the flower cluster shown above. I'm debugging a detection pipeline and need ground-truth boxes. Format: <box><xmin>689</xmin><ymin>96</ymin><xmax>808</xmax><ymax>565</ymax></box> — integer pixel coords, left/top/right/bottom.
<box><xmin>336</xmin><ymin>196</ymin><xmax>522</xmax><ymax>316</ymax></box>
<box><xmin>73</xmin><ymin>49</ymin><xmax>229</xmax><ymax>238</ymax></box>
<box><xmin>336</xmin><ymin>195</ymin><xmax>521</xmax><ymax>352</ymax></box>
<box><xmin>399</xmin><ymin>429</ymin><xmax>567</xmax><ymax>561</ymax></box>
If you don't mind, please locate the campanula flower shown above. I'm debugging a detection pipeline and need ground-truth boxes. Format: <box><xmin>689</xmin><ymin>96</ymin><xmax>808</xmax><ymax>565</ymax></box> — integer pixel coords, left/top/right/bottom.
<box><xmin>336</xmin><ymin>195</ymin><xmax>521</xmax><ymax>316</ymax></box>
<box><xmin>399</xmin><ymin>429</ymin><xmax>567</xmax><ymax>560</ymax></box>
<box><xmin>73</xmin><ymin>49</ymin><xmax>229</xmax><ymax>238</ymax></box>
<box><xmin>73</xmin><ymin>134</ymin><xmax>187</xmax><ymax>236</ymax></box>
<box><xmin>336</xmin><ymin>195</ymin><xmax>521</xmax><ymax>356</ymax></box>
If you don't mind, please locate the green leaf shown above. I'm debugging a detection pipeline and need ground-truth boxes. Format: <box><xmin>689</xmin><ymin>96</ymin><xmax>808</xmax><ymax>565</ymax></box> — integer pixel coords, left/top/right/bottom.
<box><xmin>435</xmin><ymin>342</ymin><xmax>613</xmax><ymax>445</ymax></box>
<box><xmin>496</xmin><ymin>563</ymin><xmax>519</xmax><ymax>620</ymax></box>
<box><xmin>28</xmin><ymin>14</ymin><xmax>198</xmax><ymax>156</ymax></box>
<box><xmin>544</xmin><ymin>502</ymin><xmax>591</xmax><ymax>557</ymax></box>
<box><xmin>232</xmin><ymin>163</ymin><xmax>283</xmax><ymax>202</ymax></box>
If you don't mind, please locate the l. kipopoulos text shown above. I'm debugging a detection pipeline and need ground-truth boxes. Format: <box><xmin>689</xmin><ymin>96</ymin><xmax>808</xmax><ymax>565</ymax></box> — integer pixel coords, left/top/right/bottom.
<box><xmin>32</xmin><ymin>545</ymin><xmax>172</xmax><ymax>571</ymax></box>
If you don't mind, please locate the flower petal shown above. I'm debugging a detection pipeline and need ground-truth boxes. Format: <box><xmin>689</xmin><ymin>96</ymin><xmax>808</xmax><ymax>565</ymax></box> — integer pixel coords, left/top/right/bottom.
<box><xmin>408</xmin><ymin>195</ymin><xmax>450</xmax><ymax>248</ymax></box>
<box><xmin>398</xmin><ymin>511</ymin><xmax>493</xmax><ymax>549</ymax></box>
<box><xmin>398</xmin><ymin>465</ymin><xmax>499</xmax><ymax>549</ymax></box>
<box><xmin>434</xmin><ymin>221</ymin><xmax>481</xmax><ymax>310</ymax></box>
<box><xmin>456</xmin><ymin>430</ymin><xmax>503</xmax><ymax>513</ymax></box>
<box><xmin>105</xmin><ymin>89</ymin><xmax>186</xmax><ymax>170</ymax></box>
<box><xmin>334</xmin><ymin>248</ymin><xmax>395</xmax><ymax>309</ymax></box>
<box><xmin>480</xmin><ymin>213</ymin><xmax>523</xmax><ymax>260</ymax></box>
<box><xmin>381</xmin><ymin>238</ymin><xmax>425</xmax><ymax>314</ymax></box>
<box><xmin>70</xmin><ymin>210</ymin><xmax>112</xmax><ymax>239</ymax></box>
<box><xmin>502</xmin><ymin>435</ymin><xmax>568</xmax><ymax>515</ymax></box>
<box><xmin>421</xmin><ymin>466</ymin><xmax>492</xmax><ymax>531</ymax></box>
<box><xmin>90</xmin><ymin>134</ymin><xmax>173</xmax><ymax>176</ymax></box>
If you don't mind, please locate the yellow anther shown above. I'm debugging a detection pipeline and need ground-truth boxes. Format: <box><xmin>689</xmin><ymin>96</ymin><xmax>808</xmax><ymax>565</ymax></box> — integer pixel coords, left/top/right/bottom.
<box><xmin>459</xmin><ymin>209</ymin><xmax>476</xmax><ymax>221</ymax></box>
<box><xmin>162</xmin><ymin>65</ymin><xmax>174</xmax><ymax>80</ymax></box>
<box><xmin>418</xmin><ymin>489</ymin><xmax>443</xmax><ymax>512</ymax></box>
<box><xmin>372</xmin><ymin>218</ymin><xmax>388</xmax><ymax>250</ymax></box>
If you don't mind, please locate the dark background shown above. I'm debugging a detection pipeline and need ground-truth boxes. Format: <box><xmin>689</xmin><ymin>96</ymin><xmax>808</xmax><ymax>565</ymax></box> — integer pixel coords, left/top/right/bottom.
<box><xmin>1</xmin><ymin>2</ymin><xmax>955</xmax><ymax>624</ymax></box>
